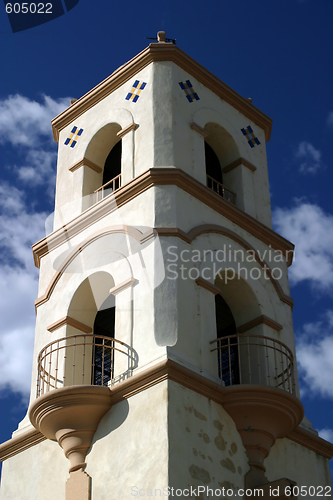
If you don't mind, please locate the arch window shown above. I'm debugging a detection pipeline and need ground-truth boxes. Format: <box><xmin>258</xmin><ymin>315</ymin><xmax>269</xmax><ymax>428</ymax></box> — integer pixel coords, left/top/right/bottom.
<box><xmin>215</xmin><ymin>294</ymin><xmax>239</xmax><ymax>385</ymax></box>
<box><xmin>92</xmin><ymin>295</ymin><xmax>115</xmax><ymax>386</ymax></box>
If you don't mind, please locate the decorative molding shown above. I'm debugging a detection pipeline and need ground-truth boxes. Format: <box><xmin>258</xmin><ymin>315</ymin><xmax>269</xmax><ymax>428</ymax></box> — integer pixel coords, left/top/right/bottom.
<box><xmin>1</xmin><ymin>360</ymin><xmax>333</xmax><ymax>461</ymax></box>
<box><xmin>223</xmin><ymin>157</ymin><xmax>257</xmax><ymax>174</ymax></box>
<box><xmin>32</xmin><ymin>168</ymin><xmax>294</xmax><ymax>269</ymax></box>
<box><xmin>195</xmin><ymin>277</ymin><xmax>221</xmax><ymax>295</ymax></box>
<box><xmin>157</xmin><ymin>225</ymin><xmax>293</xmax><ymax>308</ymax></box>
<box><xmin>109</xmin><ymin>277</ymin><xmax>137</xmax><ymax>295</ymax></box>
<box><xmin>190</xmin><ymin>122</ymin><xmax>209</xmax><ymax>138</ymax></box>
<box><xmin>34</xmin><ymin>222</ymin><xmax>293</xmax><ymax>311</ymax></box>
<box><xmin>68</xmin><ymin>157</ymin><xmax>102</xmax><ymax>174</ymax></box>
<box><xmin>288</xmin><ymin>426</ymin><xmax>333</xmax><ymax>460</ymax></box>
<box><xmin>0</xmin><ymin>427</ymin><xmax>46</xmax><ymax>461</ymax></box>
<box><xmin>34</xmin><ymin>226</ymin><xmax>155</xmax><ymax>310</ymax></box>
<box><xmin>116</xmin><ymin>123</ymin><xmax>138</xmax><ymax>139</ymax></box>
<box><xmin>237</xmin><ymin>315</ymin><xmax>283</xmax><ymax>333</ymax></box>
<box><xmin>47</xmin><ymin>316</ymin><xmax>92</xmax><ymax>334</ymax></box>
<box><xmin>51</xmin><ymin>44</ymin><xmax>272</xmax><ymax>143</ymax></box>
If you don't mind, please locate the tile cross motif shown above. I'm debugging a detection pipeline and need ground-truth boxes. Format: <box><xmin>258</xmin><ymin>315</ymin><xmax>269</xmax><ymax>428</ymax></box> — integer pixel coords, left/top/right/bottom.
<box><xmin>179</xmin><ymin>80</ymin><xmax>200</xmax><ymax>103</ymax></box>
<box><xmin>64</xmin><ymin>126</ymin><xmax>84</xmax><ymax>148</ymax></box>
<box><xmin>241</xmin><ymin>125</ymin><xmax>260</xmax><ymax>148</ymax></box>
<box><xmin>125</xmin><ymin>80</ymin><xmax>147</xmax><ymax>103</ymax></box>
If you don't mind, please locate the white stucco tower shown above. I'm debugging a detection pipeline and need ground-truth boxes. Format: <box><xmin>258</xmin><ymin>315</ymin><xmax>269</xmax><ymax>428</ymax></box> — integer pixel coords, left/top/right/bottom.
<box><xmin>1</xmin><ymin>32</ymin><xmax>332</xmax><ymax>500</ymax></box>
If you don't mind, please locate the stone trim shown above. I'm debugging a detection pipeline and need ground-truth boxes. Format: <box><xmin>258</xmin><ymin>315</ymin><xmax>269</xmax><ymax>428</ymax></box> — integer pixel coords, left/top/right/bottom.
<box><xmin>51</xmin><ymin>44</ymin><xmax>272</xmax><ymax>143</ymax></box>
<box><xmin>1</xmin><ymin>360</ymin><xmax>333</xmax><ymax>461</ymax></box>
<box><xmin>34</xmin><ymin>226</ymin><xmax>155</xmax><ymax>310</ymax></box>
<box><xmin>47</xmin><ymin>316</ymin><xmax>92</xmax><ymax>334</ymax></box>
<box><xmin>34</xmin><ymin>222</ymin><xmax>293</xmax><ymax>311</ymax></box>
<box><xmin>32</xmin><ymin>168</ymin><xmax>294</xmax><ymax>268</ymax></box>
<box><xmin>116</xmin><ymin>122</ymin><xmax>138</xmax><ymax>139</ymax></box>
<box><xmin>237</xmin><ymin>315</ymin><xmax>283</xmax><ymax>333</ymax></box>
<box><xmin>223</xmin><ymin>157</ymin><xmax>257</xmax><ymax>174</ymax></box>
<box><xmin>190</xmin><ymin>122</ymin><xmax>209</xmax><ymax>138</ymax></box>
<box><xmin>157</xmin><ymin>225</ymin><xmax>293</xmax><ymax>308</ymax></box>
<box><xmin>109</xmin><ymin>277</ymin><xmax>137</xmax><ymax>295</ymax></box>
<box><xmin>68</xmin><ymin>158</ymin><xmax>102</xmax><ymax>174</ymax></box>
<box><xmin>195</xmin><ymin>277</ymin><xmax>221</xmax><ymax>295</ymax></box>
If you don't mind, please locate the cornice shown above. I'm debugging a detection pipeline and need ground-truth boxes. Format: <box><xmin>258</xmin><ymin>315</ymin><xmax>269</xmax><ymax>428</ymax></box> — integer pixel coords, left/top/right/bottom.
<box><xmin>237</xmin><ymin>315</ymin><xmax>283</xmax><ymax>333</ymax></box>
<box><xmin>195</xmin><ymin>277</ymin><xmax>221</xmax><ymax>295</ymax></box>
<box><xmin>223</xmin><ymin>157</ymin><xmax>257</xmax><ymax>174</ymax></box>
<box><xmin>109</xmin><ymin>277</ymin><xmax>137</xmax><ymax>295</ymax></box>
<box><xmin>51</xmin><ymin>44</ymin><xmax>272</xmax><ymax>143</ymax></box>
<box><xmin>32</xmin><ymin>168</ymin><xmax>294</xmax><ymax>269</ymax></box>
<box><xmin>47</xmin><ymin>316</ymin><xmax>92</xmax><ymax>334</ymax></box>
<box><xmin>2</xmin><ymin>360</ymin><xmax>332</xmax><ymax>462</ymax></box>
<box><xmin>116</xmin><ymin>122</ymin><xmax>138</xmax><ymax>139</ymax></box>
<box><xmin>68</xmin><ymin>157</ymin><xmax>102</xmax><ymax>174</ymax></box>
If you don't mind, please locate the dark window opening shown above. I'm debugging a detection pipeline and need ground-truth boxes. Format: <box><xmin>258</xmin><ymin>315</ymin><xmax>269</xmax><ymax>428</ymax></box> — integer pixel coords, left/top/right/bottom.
<box><xmin>103</xmin><ymin>140</ymin><xmax>122</xmax><ymax>188</ymax></box>
<box><xmin>215</xmin><ymin>294</ymin><xmax>239</xmax><ymax>386</ymax></box>
<box><xmin>92</xmin><ymin>295</ymin><xmax>115</xmax><ymax>386</ymax></box>
<box><xmin>205</xmin><ymin>142</ymin><xmax>223</xmax><ymax>185</ymax></box>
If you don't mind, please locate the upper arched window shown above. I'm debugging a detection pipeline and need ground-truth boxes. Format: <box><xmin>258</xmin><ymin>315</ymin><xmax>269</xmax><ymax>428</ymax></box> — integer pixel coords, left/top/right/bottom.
<box><xmin>205</xmin><ymin>142</ymin><xmax>223</xmax><ymax>185</ymax></box>
<box><xmin>100</xmin><ymin>140</ymin><xmax>122</xmax><ymax>197</ymax></box>
<box><xmin>215</xmin><ymin>294</ymin><xmax>239</xmax><ymax>386</ymax></box>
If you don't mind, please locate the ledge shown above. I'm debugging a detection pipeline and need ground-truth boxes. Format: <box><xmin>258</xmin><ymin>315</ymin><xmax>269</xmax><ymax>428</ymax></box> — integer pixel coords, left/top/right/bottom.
<box><xmin>51</xmin><ymin>44</ymin><xmax>272</xmax><ymax>143</ymax></box>
<box><xmin>32</xmin><ymin>168</ymin><xmax>294</xmax><ymax>269</ymax></box>
<box><xmin>1</xmin><ymin>360</ymin><xmax>333</xmax><ymax>462</ymax></box>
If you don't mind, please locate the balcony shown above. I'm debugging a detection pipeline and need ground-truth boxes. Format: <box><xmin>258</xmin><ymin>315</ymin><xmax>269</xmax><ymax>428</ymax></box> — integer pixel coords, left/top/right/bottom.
<box><xmin>36</xmin><ymin>333</ymin><xmax>137</xmax><ymax>396</ymax></box>
<box><xmin>206</xmin><ymin>174</ymin><xmax>236</xmax><ymax>204</ymax></box>
<box><xmin>210</xmin><ymin>333</ymin><xmax>296</xmax><ymax>394</ymax></box>
<box><xmin>29</xmin><ymin>334</ymin><xmax>137</xmax><ymax>475</ymax></box>
<box><xmin>210</xmin><ymin>333</ymin><xmax>303</xmax><ymax>489</ymax></box>
<box><xmin>93</xmin><ymin>173</ymin><xmax>122</xmax><ymax>203</ymax></box>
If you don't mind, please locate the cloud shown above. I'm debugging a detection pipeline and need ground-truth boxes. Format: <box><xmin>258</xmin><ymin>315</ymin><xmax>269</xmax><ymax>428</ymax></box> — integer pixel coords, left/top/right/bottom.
<box><xmin>273</xmin><ymin>202</ymin><xmax>333</xmax><ymax>291</ymax></box>
<box><xmin>295</xmin><ymin>141</ymin><xmax>323</xmax><ymax>174</ymax></box>
<box><xmin>0</xmin><ymin>94</ymin><xmax>70</xmax><ymax>147</ymax></box>
<box><xmin>296</xmin><ymin>312</ymin><xmax>333</xmax><ymax>400</ymax></box>
<box><xmin>0</xmin><ymin>182</ymin><xmax>47</xmax><ymax>397</ymax></box>
<box><xmin>318</xmin><ymin>428</ymin><xmax>333</xmax><ymax>443</ymax></box>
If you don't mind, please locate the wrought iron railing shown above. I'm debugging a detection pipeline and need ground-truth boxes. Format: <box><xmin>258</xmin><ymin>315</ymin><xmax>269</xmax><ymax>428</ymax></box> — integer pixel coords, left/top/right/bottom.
<box><xmin>94</xmin><ymin>173</ymin><xmax>121</xmax><ymax>202</ymax></box>
<box><xmin>206</xmin><ymin>175</ymin><xmax>236</xmax><ymax>204</ymax></box>
<box><xmin>36</xmin><ymin>334</ymin><xmax>137</xmax><ymax>397</ymax></box>
<box><xmin>210</xmin><ymin>334</ymin><xmax>296</xmax><ymax>395</ymax></box>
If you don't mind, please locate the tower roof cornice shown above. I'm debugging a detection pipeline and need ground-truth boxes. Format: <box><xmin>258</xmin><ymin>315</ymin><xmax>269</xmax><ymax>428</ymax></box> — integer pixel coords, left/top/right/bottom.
<box><xmin>51</xmin><ymin>43</ymin><xmax>272</xmax><ymax>143</ymax></box>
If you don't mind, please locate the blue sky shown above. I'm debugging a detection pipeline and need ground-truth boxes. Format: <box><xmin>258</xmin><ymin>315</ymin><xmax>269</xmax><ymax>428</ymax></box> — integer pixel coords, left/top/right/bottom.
<box><xmin>0</xmin><ymin>0</ymin><xmax>333</xmax><ymax>479</ymax></box>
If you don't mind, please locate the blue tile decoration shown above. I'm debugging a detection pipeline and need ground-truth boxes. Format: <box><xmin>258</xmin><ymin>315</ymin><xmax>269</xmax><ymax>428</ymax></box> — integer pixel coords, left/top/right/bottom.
<box><xmin>64</xmin><ymin>126</ymin><xmax>84</xmax><ymax>148</ymax></box>
<box><xmin>179</xmin><ymin>80</ymin><xmax>200</xmax><ymax>103</ymax></box>
<box><xmin>241</xmin><ymin>126</ymin><xmax>260</xmax><ymax>148</ymax></box>
<box><xmin>125</xmin><ymin>80</ymin><xmax>147</xmax><ymax>102</ymax></box>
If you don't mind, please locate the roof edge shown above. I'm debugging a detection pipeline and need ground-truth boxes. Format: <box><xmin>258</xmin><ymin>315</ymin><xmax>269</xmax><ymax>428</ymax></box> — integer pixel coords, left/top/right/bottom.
<box><xmin>51</xmin><ymin>43</ymin><xmax>272</xmax><ymax>142</ymax></box>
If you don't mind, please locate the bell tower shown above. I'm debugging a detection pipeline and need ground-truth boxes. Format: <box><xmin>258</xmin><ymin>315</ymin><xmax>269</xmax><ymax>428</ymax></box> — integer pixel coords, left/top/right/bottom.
<box><xmin>0</xmin><ymin>32</ymin><xmax>332</xmax><ymax>500</ymax></box>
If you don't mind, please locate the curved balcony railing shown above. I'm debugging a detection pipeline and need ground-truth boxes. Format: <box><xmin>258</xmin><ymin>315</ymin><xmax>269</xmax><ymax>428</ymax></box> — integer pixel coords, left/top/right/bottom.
<box><xmin>36</xmin><ymin>334</ymin><xmax>137</xmax><ymax>397</ymax></box>
<box><xmin>94</xmin><ymin>173</ymin><xmax>122</xmax><ymax>203</ymax></box>
<box><xmin>210</xmin><ymin>334</ymin><xmax>296</xmax><ymax>395</ymax></box>
<box><xmin>206</xmin><ymin>175</ymin><xmax>236</xmax><ymax>204</ymax></box>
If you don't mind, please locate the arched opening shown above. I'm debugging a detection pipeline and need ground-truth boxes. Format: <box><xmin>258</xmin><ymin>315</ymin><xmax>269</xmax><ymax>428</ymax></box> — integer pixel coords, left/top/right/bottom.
<box><xmin>205</xmin><ymin>142</ymin><xmax>223</xmax><ymax>184</ymax></box>
<box><xmin>92</xmin><ymin>294</ymin><xmax>116</xmax><ymax>386</ymax></box>
<box><xmin>215</xmin><ymin>294</ymin><xmax>239</xmax><ymax>385</ymax></box>
<box><xmin>204</xmin><ymin>122</ymin><xmax>239</xmax><ymax>204</ymax></box>
<box><xmin>101</xmin><ymin>140</ymin><xmax>122</xmax><ymax>196</ymax></box>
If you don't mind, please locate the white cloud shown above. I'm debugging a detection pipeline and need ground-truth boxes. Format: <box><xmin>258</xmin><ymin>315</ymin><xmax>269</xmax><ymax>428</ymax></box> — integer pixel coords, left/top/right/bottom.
<box><xmin>327</xmin><ymin>112</ymin><xmax>333</xmax><ymax>126</ymax></box>
<box><xmin>273</xmin><ymin>202</ymin><xmax>333</xmax><ymax>291</ymax></box>
<box><xmin>0</xmin><ymin>94</ymin><xmax>70</xmax><ymax>146</ymax></box>
<box><xmin>318</xmin><ymin>428</ymin><xmax>333</xmax><ymax>443</ymax></box>
<box><xmin>0</xmin><ymin>182</ymin><xmax>47</xmax><ymax>397</ymax></box>
<box><xmin>295</xmin><ymin>141</ymin><xmax>323</xmax><ymax>174</ymax></box>
<box><xmin>296</xmin><ymin>312</ymin><xmax>333</xmax><ymax>400</ymax></box>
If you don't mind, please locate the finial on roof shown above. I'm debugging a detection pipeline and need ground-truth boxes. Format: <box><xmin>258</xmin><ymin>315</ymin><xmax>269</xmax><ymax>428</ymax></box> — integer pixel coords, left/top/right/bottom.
<box><xmin>157</xmin><ymin>31</ymin><xmax>166</xmax><ymax>43</ymax></box>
